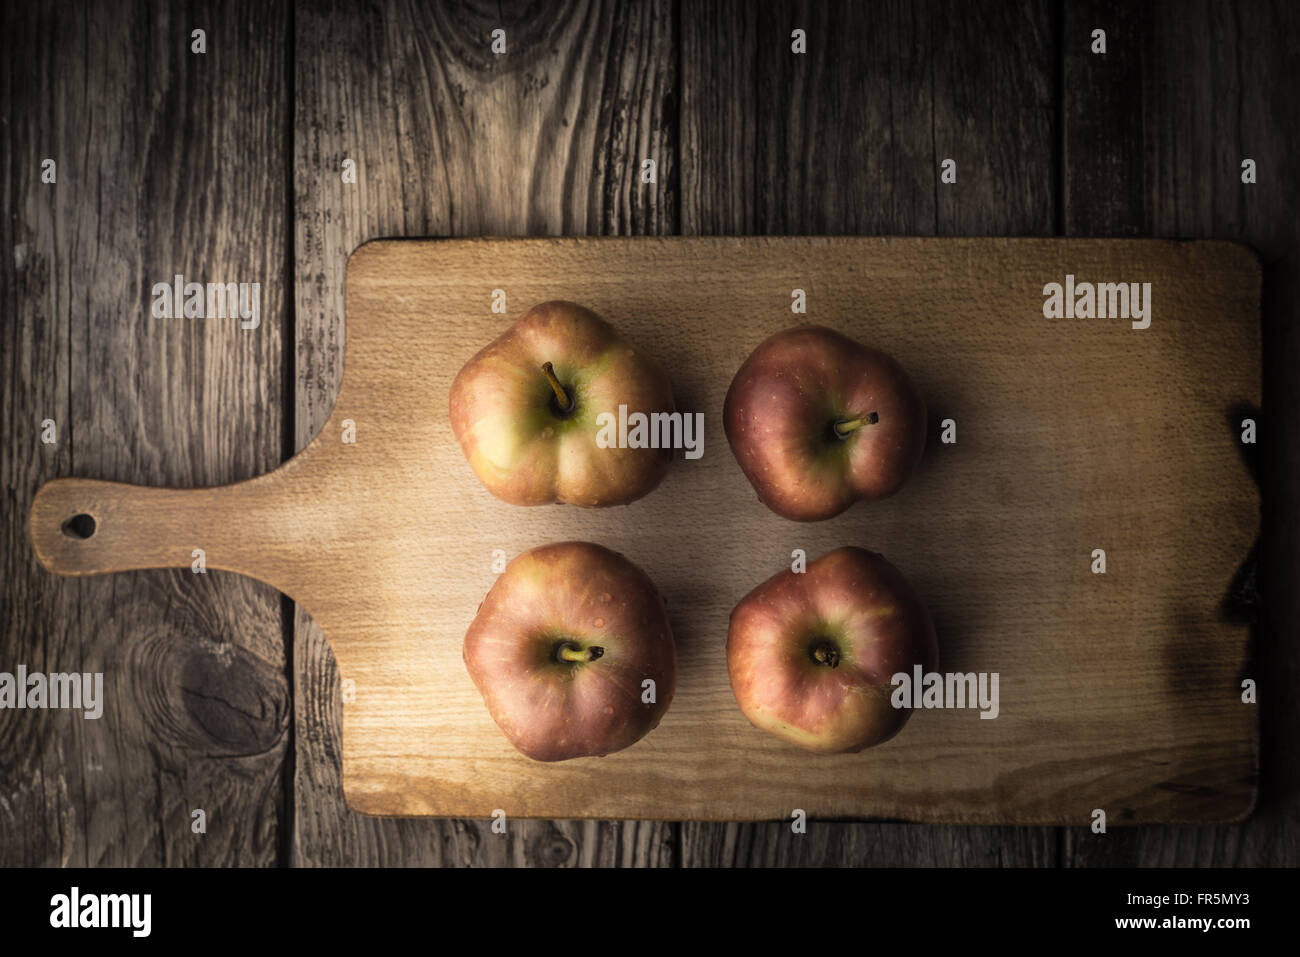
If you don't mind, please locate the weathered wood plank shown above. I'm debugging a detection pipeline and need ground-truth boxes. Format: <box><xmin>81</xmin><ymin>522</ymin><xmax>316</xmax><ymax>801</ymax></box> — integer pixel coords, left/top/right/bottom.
<box><xmin>1061</xmin><ymin>0</ymin><xmax>1298</xmax><ymax>867</ymax></box>
<box><xmin>679</xmin><ymin>0</ymin><xmax>1060</xmax><ymax>865</ymax></box>
<box><xmin>292</xmin><ymin>0</ymin><xmax>677</xmax><ymax>866</ymax></box>
<box><xmin>0</xmin><ymin>0</ymin><xmax>76</xmax><ymax>867</ymax></box>
<box><xmin>0</xmin><ymin>0</ymin><xmax>290</xmax><ymax>866</ymax></box>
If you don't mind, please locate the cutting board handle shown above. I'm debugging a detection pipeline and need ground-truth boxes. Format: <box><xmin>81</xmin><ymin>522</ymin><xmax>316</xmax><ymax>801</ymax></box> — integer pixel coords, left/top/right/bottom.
<box><xmin>29</xmin><ymin>476</ymin><xmax>279</xmax><ymax>578</ymax></box>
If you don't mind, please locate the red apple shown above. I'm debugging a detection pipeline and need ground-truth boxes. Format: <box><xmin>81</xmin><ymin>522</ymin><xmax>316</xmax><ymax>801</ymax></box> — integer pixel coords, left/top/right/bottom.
<box><xmin>727</xmin><ymin>546</ymin><xmax>938</xmax><ymax>753</ymax></box>
<box><xmin>463</xmin><ymin>541</ymin><xmax>676</xmax><ymax>761</ymax></box>
<box><xmin>449</xmin><ymin>301</ymin><xmax>675</xmax><ymax>506</ymax></box>
<box><xmin>723</xmin><ymin>325</ymin><xmax>926</xmax><ymax>521</ymax></box>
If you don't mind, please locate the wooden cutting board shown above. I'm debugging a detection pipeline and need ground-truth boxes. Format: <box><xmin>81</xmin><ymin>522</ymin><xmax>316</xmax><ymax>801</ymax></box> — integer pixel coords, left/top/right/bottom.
<box><xmin>29</xmin><ymin>237</ymin><xmax>1260</xmax><ymax>824</ymax></box>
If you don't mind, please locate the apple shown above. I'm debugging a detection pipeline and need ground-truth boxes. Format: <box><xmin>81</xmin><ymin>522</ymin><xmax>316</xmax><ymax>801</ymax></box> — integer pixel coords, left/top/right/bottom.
<box><xmin>463</xmin><ymin>541</ymin><xmax>677</xmax><ymax>761</ymax></box>
<box><xmin>723</xmin><ymin>325</ymin><xmax>926</xmax><ymax>521</ymax></box>
<box><xmin>727</xmin><ymin>546</ymin><xmax>938</xmax><ymax>753</ymax></box>
<box><xmin>449</xmin><ymin>300</ymin><xmax>675</xmax><ymax>506</ymax></box>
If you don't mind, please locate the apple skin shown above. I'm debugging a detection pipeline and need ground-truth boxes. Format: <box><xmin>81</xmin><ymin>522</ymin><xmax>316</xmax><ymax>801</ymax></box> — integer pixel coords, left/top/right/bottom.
<box><xmin>723</xmin><ymin>325</ymin><xmax>926</xmax><ymax>522</ymax></box>
<box><xmin>727</xmin><ymin>546</ymin><xmax>938</xmax><ymax>753</ymax></box>
<box><xmin>463</xmin><ymin>541</ymin><xmax>677</xmax><ymax>762</ymax></box>
<box><xmin>449</xmin><ymin>301</ymin><xmax>675</xmax><ymax>507</ymax></box>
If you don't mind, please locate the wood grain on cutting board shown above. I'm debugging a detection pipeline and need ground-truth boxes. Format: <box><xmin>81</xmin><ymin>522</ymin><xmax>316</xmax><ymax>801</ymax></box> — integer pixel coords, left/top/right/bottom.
<box><xmin>30</xmin><ymin>236</ymin><xmax>1260</xmax><ymax>823</ymax></box>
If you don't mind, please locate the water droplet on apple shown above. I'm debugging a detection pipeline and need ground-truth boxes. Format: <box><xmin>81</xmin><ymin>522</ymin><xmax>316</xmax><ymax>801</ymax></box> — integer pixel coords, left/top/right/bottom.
<box><xmin>600</xmin><ymin>592</ymin><xmax>612</xmax><ymax>602</ymax></box>
<box><xmin>593</xmin><ymin>617</ymin><xmax>605</xmax><ymax>628</ymax></box>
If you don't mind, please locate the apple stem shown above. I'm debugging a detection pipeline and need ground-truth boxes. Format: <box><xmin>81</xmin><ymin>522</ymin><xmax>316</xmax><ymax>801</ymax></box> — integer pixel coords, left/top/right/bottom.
<box><xmin>811</xmin><ymin>643</ymin><xmax>841</xmax><ymax>668</ymax></box>
<box><xmin>541</xmin><ymin>362</ymin><xmax>572</xmax><ymax>412</ymax></box>
<box><xmin>833</xmin><ymin>412</ymin><xmax>879</xmax><ymax>437</ymax></box>
<box><xmin>557</xmin><ymin>642</ymin><xmax>603</xmax><ymax>663</ymax></box>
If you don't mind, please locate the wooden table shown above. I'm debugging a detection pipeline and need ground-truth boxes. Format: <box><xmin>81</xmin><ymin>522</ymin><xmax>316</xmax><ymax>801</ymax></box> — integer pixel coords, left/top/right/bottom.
<box><xmin>2</xmin><ymin>0</ymin><xmax>1296</xmax><ymax>866</ymax></box>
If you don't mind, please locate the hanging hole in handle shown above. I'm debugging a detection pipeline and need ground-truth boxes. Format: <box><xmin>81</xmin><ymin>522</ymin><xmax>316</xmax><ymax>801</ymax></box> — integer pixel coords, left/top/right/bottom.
<box><xmin>62</xmin><ymin>513</ymin><xmax>96</xmax><ymax>539</ymax></box>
